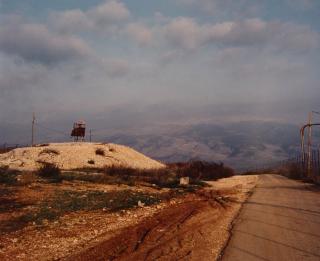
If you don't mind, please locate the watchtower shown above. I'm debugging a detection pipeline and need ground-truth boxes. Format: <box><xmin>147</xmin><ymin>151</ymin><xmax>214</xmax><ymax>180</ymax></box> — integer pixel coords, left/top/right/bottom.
<box><xmin>71</xmin><ymin>120</ymin><xmax>86</xmax><ymax>141</ymax></box>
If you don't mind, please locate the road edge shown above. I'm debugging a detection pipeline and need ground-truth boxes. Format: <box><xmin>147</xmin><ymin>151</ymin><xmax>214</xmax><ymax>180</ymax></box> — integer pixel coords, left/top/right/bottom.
<box><xmin>217</xmin><ymin>177</ymin><xmax>259</xmax><ymax>261</ymax></box>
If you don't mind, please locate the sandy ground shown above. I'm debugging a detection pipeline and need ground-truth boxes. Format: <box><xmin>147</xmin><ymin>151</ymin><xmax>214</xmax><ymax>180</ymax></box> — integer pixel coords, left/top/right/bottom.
<box><xmin>0</xmin><ymin>143</ymin><xmax>164</xmax><ymax>171</ymax></box>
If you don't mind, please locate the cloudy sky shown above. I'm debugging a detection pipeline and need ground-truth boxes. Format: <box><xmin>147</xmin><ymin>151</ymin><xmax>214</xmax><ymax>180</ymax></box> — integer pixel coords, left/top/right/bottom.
<box><xmin>0</xmin><ymin>0</ymin><xmax>320</xmax><ymax>143</ymax></box>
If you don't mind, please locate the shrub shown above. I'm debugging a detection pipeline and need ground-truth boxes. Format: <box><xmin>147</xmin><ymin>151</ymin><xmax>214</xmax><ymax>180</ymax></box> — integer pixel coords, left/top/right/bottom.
<box><xmin>168</xmin><ymin>161</ymin><xmax>234</xmax><ymax>181</ymax></box>
<box><xmin>95</xmin><ymin>148</ymin><xmax>105</xmax><ymax>156</ymax></box>
<box><xmin>37</xmin><ymin>163</ymin><xmax>62</xmax><ymax>183</ymax></box>
<box><xmin>88</xmin><ymin>159</ymin><xmax>95</xmax><ymax>165</ymax></box>
<box><xmin>0</xmin><ymin>166</ymin><xmax>19</xmax><ymax>185</ymax></box>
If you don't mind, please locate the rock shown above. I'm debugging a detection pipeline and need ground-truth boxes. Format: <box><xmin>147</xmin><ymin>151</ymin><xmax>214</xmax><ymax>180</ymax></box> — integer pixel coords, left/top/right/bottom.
<box><xmin>180</xmin><ymin>177</ymin><xmax>190</xmax><ymax>185</ymax></box>
<box><xmin>138</xmin><ymin>201</ymin><xmax>145</xmax><ymax>207</ymax></box>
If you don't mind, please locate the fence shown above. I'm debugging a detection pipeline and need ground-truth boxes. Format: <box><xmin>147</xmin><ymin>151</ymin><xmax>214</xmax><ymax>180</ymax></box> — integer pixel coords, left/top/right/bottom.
<box><xmin>287</xmin><ymin>149</ymin><xmax>320</xmax><ymax>182</ymax></box>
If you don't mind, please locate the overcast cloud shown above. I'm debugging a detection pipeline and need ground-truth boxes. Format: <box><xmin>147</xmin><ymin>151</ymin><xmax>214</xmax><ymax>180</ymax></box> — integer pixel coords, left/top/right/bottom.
<box><xmin>0</xmin><ymin>0</ymin><xmax>319</xmax><ymax>144</ymax></box>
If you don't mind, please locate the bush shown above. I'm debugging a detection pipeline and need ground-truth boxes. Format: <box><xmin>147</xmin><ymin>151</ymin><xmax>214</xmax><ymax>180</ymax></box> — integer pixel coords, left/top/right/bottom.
<box><xmin>168</xmin><ymin>161</ymin><xmax>234</xmax><ymax>181</ymax></box>
<box><xmin>0</xmin><ymin>166</ymin><xmax>19</xmax><ymax>185</ymax></box>
<box><xmin>95</xmin><ymin>148</ymin><xmax>105</xmax><ymax>156</ymax></box>
<box><xmin>67</xmin><ymin>161</ymin><xmax>234</xmax><ymax>188</ymax></box>
<box><xmin>88</xmin><ymin>159</ymin><xmax>95</xmax><ymax>165</ymax></box>
<box><xmin>37</xmin><ymin>163</ymin><xmax>62</xmax><ymax>183</ymax></box>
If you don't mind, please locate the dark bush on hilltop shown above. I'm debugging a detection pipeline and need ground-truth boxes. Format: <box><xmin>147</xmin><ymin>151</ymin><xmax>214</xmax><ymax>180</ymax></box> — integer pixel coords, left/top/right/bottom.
<box><xmin>37</xmin><ymin>163</ymin><xmax>62</xmax><ymax>183</ymax></box>
<box><xmin>168</xmin><ymin>161</ymin><xmax>235</xmax><ymax>181</ymax></box>
<box><xmin>95</xmin><ymin>148</ymin><xmax>105</xmax><ymax>156</ymax></box>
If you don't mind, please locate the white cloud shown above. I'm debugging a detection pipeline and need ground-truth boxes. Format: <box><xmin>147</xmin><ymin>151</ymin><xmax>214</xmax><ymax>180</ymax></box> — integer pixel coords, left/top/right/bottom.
<box><xmin>50</xmin><ymin>0</ymin><xmax>130</xmax><ymax>33</ymax></box>
<box><xmin>88</xmin><ymin>0</ymin><xmax>130</xmax><ymax>25</ymax></box>
<box><xmin>49</xmin><ymin>9</ymin><xmax>94</xmax><ymax>34</ymax></box>
<box><xmin>176</xmin><ymin>0</ymin><xmax>261</xmax><ymax>17</ymax></box>
<box><xmin>125</xmin><ymin>23</ymin><xmax>153</xmax><ymax>46</ymax></box>
<box><xmin>164</xmin><ymin>17</ymin><xmax>202</xmax><ymax>49</ymax></box>
<box><xmin>0</xmin><ymin>17</ymin><xmax>92</xmax><ymax>65</ymax></box>
<box><xmin>164</xmin><ymin>17</ymin><xmax>320</xmax><ymax>52</ymax></box>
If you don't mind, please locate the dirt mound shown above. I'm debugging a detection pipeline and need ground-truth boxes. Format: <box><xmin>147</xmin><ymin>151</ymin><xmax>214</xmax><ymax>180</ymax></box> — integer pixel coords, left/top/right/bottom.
<box><xmin>0</xmin><ymin>142</ymin><xmax>164</xmax><ymax>171</ymax></box>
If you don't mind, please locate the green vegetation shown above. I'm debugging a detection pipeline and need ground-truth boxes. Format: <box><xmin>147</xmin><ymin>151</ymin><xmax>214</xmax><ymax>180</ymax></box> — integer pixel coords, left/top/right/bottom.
<box><xmin>15</xmin><ymin>189</ymin><xmax>166</xmax><ymax>226</ymax></box>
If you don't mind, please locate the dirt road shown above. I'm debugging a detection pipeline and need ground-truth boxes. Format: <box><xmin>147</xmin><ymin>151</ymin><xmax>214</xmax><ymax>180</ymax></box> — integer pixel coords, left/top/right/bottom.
<box><xmin>65</xmin><ymin>176</ymin><xmax>257</xmax><ymax>261</ymax></box>
<box><xmin>221</xmin><ymin>174</ymin><xmax>320</xmax><ymax>261</ymax></box>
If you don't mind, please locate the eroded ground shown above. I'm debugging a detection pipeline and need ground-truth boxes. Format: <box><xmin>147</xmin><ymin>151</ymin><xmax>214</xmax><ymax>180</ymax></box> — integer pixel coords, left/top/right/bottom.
<box><xmin>0</xmin><ymin>175</ymin><xmax>257</xmax><ymax>261</ymax></box>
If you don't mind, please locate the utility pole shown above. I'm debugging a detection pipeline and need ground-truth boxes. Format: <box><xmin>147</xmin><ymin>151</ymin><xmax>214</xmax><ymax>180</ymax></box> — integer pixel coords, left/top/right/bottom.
<box><xmin>89</xmin><ymin>129</ymin><xmax>92</xmax><ymax>142</ymax></box>
<box><xmin>307</xmin><ymin>112</ymin><xmax>313</xmax><ymax>178</ymax></box>
<box><xmin>32</xmin><ymin>112</ymin><xmax>35</xmax><ymax>147</ymax></box>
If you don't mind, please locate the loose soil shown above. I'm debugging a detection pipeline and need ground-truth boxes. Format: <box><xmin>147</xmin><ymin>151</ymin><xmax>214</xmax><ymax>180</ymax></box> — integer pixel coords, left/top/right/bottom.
<box><xmin>0</xmin><ymin>175</ymin><xmax>257</xmax><ymax>261</ymax></box>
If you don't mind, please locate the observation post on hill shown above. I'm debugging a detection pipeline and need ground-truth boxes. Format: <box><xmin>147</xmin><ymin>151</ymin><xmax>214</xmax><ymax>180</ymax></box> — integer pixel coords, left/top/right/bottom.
<box><xmin>71</xmin><ymin>120</ymin><xmax>86</xmax><ymax>142</ymax></box>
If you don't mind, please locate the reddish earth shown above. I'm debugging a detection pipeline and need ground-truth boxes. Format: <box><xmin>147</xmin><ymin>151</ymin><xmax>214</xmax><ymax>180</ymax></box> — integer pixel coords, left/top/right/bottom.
<box><xmin>0</xmin><ymin>176</ymin><xmax>257</xmax><ymax>261</ymax></box>
<box><xmin>65</xmin><ymin>183</ymin><xmax>255</xmax><ymax>261</ymax></box>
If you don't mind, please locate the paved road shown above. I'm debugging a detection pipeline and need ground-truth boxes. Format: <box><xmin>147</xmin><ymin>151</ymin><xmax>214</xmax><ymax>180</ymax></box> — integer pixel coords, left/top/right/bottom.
<box><xmin>222</xmin><ymin>174</ymin><xmax>320</xmax><ymax>261</ymax></box>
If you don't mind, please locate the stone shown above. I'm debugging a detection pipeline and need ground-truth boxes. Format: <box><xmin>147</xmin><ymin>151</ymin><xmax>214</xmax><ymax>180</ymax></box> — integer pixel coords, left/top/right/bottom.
<box><xmin>180</xmin><ymin>177</ymin><xmax>190</xmax><ymax>185</ymax></box>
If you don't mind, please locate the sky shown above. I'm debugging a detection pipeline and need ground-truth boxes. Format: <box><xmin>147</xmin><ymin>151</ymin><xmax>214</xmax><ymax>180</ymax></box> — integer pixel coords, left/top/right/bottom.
<box><xmin>0</xmin><ymin>0</ymin><xmax>320</xmax><ymax>143</ymax></box>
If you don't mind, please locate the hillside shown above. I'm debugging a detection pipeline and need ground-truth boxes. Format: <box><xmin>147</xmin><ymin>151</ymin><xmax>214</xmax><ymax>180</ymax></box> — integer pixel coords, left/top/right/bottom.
<box><xmin>0</xmin><ymin>142</ymin><xmax>164</xmax><ymax>171</ymax></box>
<box><xmin>105</xmin><ymin>122</ymin><xmax>310</xmax><ymax>170</ymax></box>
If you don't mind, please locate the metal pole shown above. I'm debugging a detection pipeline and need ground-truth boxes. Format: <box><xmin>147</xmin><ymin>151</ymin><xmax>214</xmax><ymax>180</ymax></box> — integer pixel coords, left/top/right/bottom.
<box><xmin>300</xmin><ymin>126</ymin><xmax>305</xmax><ymax>162</ymax></box>
<box><xmin>32</xmin><ymin>112</ymin><xmax>35</xmax><ymax>147</ymax></box>
<box><xmin>307</xmin><ymin>112</ymin><xmax>313</xmax><ymax>178</ymax></box>
<box><xmin>89</xmin><ymin>129</ymin><xmax>92</xmax><ymax>142</ymax></box>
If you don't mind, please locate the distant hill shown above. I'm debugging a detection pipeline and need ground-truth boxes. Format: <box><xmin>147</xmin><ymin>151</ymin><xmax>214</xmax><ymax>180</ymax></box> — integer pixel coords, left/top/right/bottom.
<box><xmin>104</xmin><ymin>121</ymin><xmax>311</xmax><ymax>170</ymax></box>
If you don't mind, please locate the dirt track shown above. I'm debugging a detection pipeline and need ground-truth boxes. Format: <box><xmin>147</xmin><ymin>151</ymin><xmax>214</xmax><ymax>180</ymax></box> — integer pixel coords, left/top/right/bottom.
<box><xmin>64</xmin><ymin>190</ymin><xmax>239</xmax><ymax>261</ymax></box>
<box><xmin>65</xmin><ymin>176</ymin><xmax>257</xmax><ymax>261</ymax></box>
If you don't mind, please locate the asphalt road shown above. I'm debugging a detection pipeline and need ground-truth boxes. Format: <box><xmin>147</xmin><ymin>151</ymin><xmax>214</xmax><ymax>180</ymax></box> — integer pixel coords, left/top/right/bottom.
<box><xmin>221</xmin><ymin>174</ymin><xmax>320</xmax><ymax>261</ymax></box>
